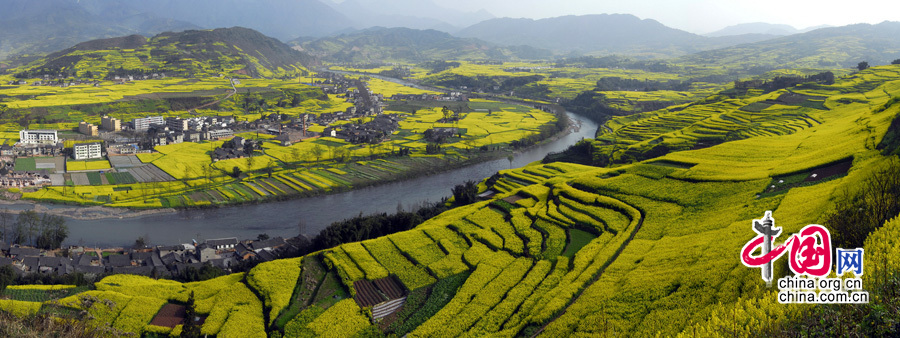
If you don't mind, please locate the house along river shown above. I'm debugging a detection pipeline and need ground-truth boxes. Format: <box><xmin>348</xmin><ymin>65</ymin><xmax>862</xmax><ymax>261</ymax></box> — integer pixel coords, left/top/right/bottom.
<box><xmin>8</xmin><ymin>113</ymin><xmax>597</xmax><ymax>247</ymax></box>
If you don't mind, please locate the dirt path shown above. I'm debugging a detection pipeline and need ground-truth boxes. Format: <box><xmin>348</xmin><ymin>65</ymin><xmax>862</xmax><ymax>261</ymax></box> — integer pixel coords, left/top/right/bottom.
<box><xmin>188</xmin><ymin>78</ymin><xmax>238</xmax><ymax>113</ymax></box>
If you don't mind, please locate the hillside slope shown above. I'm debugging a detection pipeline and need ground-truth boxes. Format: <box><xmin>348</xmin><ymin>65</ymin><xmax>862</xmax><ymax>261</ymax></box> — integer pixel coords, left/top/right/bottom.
<box><xmin>93</xmin><ymin>0</ymin><xmax>353</xmax><ymax>40</ymax></box>
<box><xmin>13</xmin><ymin>27</ymin><xmax>313</xmax><ymax>79</ymax></box>
<box><xmin>680</xmin><ymin>21</ymin><xmax>900</xmax><ymax>69</ymax></box>
<box><xmin>297</xmin><ymin>27</ymin><xmax>551</xmax><ymax>63</ymax></box>
<box><xmin>5</xmin><ymin>67</ymin><xmax>900</xmax><ymax>336</ymax></box>
<box><xmin>456</xmin><ymin>14</ymin><xmax>774</xmax><ymax>57</ymax></box>
<box><xmin>0</xmin><ymin>0</ymin><xmax>197</xmax><ymax>61</ymax></box>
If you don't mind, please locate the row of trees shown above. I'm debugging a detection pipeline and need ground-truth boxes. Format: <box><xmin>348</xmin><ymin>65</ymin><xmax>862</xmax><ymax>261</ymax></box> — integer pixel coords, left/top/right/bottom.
<box><xmin>0</xmin><ymin>210</ymin><xmax>69</xmax><ymax>250</ymax></box>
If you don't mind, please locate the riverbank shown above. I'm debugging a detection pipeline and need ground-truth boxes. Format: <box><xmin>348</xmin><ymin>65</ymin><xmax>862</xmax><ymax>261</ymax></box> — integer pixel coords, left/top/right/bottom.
<box><xmin>54</xmin><ymin>110</ymin><xmax>597</xmax><ymax>247</ymax></box>
<box><xmin>12</xmin><ymin>110</ymin><xmax>575</xmax><ymax>219</ymax></box>
<box><xmin>0</xmin><ymin>198</ymin><xmax>177</xmax><ymax>220</ymax></box>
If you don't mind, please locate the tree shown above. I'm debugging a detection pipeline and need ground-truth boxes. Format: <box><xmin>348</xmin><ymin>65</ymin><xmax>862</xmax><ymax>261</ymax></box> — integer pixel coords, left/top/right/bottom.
<box><xmin>0</xmin><ymin>265</ymin><xmax>15</xmax><ymax>292</ymax></box>
<box><xmin>311</xmin><ymin>145</ymin><xmax>326</xmax><ymax>163</ymax></box>
<box><xmin>35</xmin><ymin>214</ymin><xmax>67</xmax><ymax>250</ymax></box>
<box><xmin>452</xmin><ymin>181</ymin><xmax>478</xmax><ymax>206</ymax></box>
<box><xmin>14</xmin><ymin>210</ymin><xmax>41</xmax><ymax>245</ymax></box>
<box><xmin>893</xmin><ymin>59</ymin><xmax>900</xmax><ymax>65</ymax></box>
<box><xmin>507</xmin><ymin>154</ymin><xmax>515</xmax><ymax>169</ymax></box>
<box><xmin>257</xmin><ymin>233</ymin><xmax>270</xmax><ymax>241</ymax></box>
<box><xmin>333</xmin><ymin>147</ymin><xmax>350</xmax><ymax>163</ymax></box>
<box><xmin>231</xmin><ymin>166</ymin><xmax>242</xmax><ymax>178</ymax></box>
<box><xmin>441</xmin><ymin>106</ymin><xmax>451</xmax><ymax>120</ymax></box>
<box><xmin>247</xmin><ymin>155</ymin><xmax>256</xmax><ymax>169</ymax></box>
<box><xmin>858</xmin><ymin>61</ymin><xmax>870</xmax><ymax>71</ymax></box>
<box><xmin>133</xmin><ymin>236</ymin><xmax>148</xmax><ymax>249</ymax></box>
<box><xmin>426</xmin><ymin>143</ymin><xmax>441</xmax><ymax>154</ymax></box>
<box><xmin>0</xmin><ymin>209</ymin><xmax>11</xmax><ymax>243</ymax></box>
<box><xmin>825</xmin><ymin>158</ymin><xmax>900</xmax><ymax>248</ymax></box>
<box><xmin>181</xmin><ymin>291</ymin><xmax>201</xmax><ymax>338</ymax></box>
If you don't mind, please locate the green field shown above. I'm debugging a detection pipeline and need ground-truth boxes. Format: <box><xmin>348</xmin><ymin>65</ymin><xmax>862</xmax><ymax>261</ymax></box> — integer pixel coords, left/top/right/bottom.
<box><xmin>6</xmin><ymin>64</ymin><xmax>900</xmax><ymax>337</ymax></box>
<box><xmin>12</xmin><ymin>75</ymin><xmax>556</xmax><ymax>207</ymax></box>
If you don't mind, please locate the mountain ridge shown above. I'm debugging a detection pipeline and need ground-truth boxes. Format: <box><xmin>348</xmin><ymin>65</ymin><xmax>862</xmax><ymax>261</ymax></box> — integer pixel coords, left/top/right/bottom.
<box><xmin>15</xmin><ymin>27</ymin><xmax>313</xmax><ymax>79</ymax></box>
<box><xmin>0</xmin><ymin>0</ymin><xmax>198</xmax><ymax>60</ymax></box>
<box><xmin>455</xmin><ymin>14</ymin><xmax>777</xmax><ymax>57</ymax></box>
<box><xmin>296</xmin><ymin>26</ymin><xmax>551</xmax><ymax>63</ymax></box>
<box><xmin>680</xmin><ymin>21</ymin><xmax>900</xmax><ymax>69</ymax></box>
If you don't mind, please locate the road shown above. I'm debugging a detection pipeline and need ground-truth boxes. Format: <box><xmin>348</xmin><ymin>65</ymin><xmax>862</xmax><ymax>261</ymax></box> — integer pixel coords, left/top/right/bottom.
<box><xmin>188</xmin><ymin>78</ymin><xmax>238</xmax><ymax>113</ymax></box>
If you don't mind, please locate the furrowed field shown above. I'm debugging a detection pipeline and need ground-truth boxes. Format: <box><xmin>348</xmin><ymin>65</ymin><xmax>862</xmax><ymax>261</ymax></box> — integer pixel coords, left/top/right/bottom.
<box><xmin>3</xmin><ymin>71</ymin><xmax>557</xmax><ymax>207</ymax></box>
<box><xmin>7</xmin><ymin>65</ymin><xmax>900</xmax><ymax>336</ymax></box>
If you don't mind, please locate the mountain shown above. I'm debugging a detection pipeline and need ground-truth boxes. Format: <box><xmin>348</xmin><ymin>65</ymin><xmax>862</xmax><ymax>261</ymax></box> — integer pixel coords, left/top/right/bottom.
<box><xmin>705</xmin><ymin>22</ymin><xmax>801</xmax><ymax>37</ymax></box>
<box><xmin>295</xmin><ymin>27</ymin><xmax>551</xmax><ymax>63</ymax></box>
<box><xmin>0</xmin><ymin>0</ymin><xmax>197</xmax><ymax>61</ymax></box>
<box><xmin>122</xmin><ymin>0</ymin><xmax>353</xmax><ymax>41</ymax></box>
<box><xmin>330</xmin><ymin>0</ymin><xmax>494</xmax><ymax>32</ymax></box>
<box><xmin>455</xmin><ymin>14</ymin><xmax>776</xmax><ymax>57</ymax></box>
<box><xmin>15</xmin><ymin>27</ymin><xmax>313</xmax><ymax>79</ymax></box>
<box><xmin>680</xmin><ymin>21</ymin><xmax>900</xmax><ymax>70</ymax></box>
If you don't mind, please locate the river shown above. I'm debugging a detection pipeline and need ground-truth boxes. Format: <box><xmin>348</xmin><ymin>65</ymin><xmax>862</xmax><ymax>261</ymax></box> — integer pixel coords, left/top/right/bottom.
<box><xmin>5</xmin><ymin>72</ymin><xmax>598</xmax><ymax>247</ymax></box>
<box><xmin>40</xmin><ymin>110</ymin><xmax>595</xmax><ymax>247</ymax></box>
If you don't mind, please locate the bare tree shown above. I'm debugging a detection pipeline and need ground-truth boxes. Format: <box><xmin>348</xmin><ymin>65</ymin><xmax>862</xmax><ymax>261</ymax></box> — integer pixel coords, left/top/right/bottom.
<box><xmin>0</xmin><ymin>209</ymin><xmax>10</xmax><ymax>243</ymax></box>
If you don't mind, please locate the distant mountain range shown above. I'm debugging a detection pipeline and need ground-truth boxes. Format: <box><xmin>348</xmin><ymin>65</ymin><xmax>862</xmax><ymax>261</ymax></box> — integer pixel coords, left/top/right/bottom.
<box><xmin>680</xmin><ymin>22</ymin><xmax>900</xmax><ymax>69</ymax></box>
<box><xmin>117</xmin><ymin>0</ymin><xmax>353</xmax><ymax>41</ymax></box>
<box><xmin>0</xmin><ymin>0</ymin><xmax>495</xmax><ymax>61</ymax></box>
<box><xmin>327</xmin><ymin>0</ymin><xmax>494</xmax><ymax>33</ymax></box>
<box><xmin>15</xmin><ymin>27</ymin><xmax>312</xmax><ymax>79</ymax></box>
<box><xmin>294</xmin><ymin>27</ymin><xmax>551</xmax><ymax>63</ymax></box>
<box><xmin>704</xmin><ymin>22</ymin><xmax>832</xmax><ymax>37</ymax></box>
<box><xmin>0</xmin><ymin>0</ymin><xmax>198</xmax><ymax>60</ymax></box>
<box><xmin>4</xmin><ymin>0</ymin><xmax>900</xmax><ymax>71</ymax></box>
<box><xmin>455</xmin><ymin>14</ymin><xmax>777</xmax><ymax>57</ymax></box>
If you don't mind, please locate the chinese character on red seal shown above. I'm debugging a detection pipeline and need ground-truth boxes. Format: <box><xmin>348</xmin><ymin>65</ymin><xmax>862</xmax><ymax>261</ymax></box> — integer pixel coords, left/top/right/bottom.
<box><xmin>740</xmin><ymin>211</ymin><xmax>832</xmax><ymax>285</ymax></box>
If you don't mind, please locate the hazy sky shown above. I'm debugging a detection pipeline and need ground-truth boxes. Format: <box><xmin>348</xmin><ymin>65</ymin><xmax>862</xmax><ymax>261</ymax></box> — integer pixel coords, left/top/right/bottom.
<box><xmin>429</xmin><ymin>0</ymin><xmax>896</xmax><ymax>34</ymax></box>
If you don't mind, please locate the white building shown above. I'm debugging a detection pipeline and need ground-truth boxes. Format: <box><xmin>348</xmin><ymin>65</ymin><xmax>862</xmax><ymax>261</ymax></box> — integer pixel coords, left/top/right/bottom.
<box><xmin>132</xmin><ymin>116</ymin><xmax>165</xmax><ymax>132</ymax></box>
<box><xmin>207</xmin><ymin>129</ymin><xmax>234</xmax><ymax>140</ymax></box>
<box><xmin>73</xmin><ymin>143</ymin><xmax>102</xmax><ymax>160</ymax></box>
<box><xmin>19</xmin><ymin>130</ymin><xmax>58</xmax><ymax>145</ymax></box>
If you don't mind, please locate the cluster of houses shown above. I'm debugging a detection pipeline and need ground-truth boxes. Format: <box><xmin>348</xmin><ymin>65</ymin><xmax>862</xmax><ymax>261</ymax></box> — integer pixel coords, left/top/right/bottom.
<box><xmin>324</xmin><ymin>114</ymin><xmax>401</xmax><ymax>144</ymax></box>
<box><xmin>0</xmin><ymin>170</ymin><xmax>51</xmax><ymax>188</ymax></box>
<box><xmin>317</xmin><ymin>73</ymin><xmax>358</xmax><ymax>95</ymax></box>
<box><xmin>7</xmin><ymin>78</ymin><xmax>100</xmax><ymax>88</ymax></box>
<box><xmin>211</xmin><ymin>136</ymin><xmax>259</xmax><ymax>161</ymax></box>
<box><xmin>109</xmin><ymin>73</ymin><xmax>167</xmax><ymax>84</ymax></box>
<box><xmin>0</xmin><ymin>236</ymin><xmax>290</xmax><ymax>277</ymax></box>
<box><xmin>0</xmin><ymin>70</ymin><xmax>476</xmax><ymax>187</ymax></box>
<box><xmin>141</xmin><ymin>116</ymin><xmax>237</xmax><ymax>148</ymax></box>
<box><xmin>503</xmin><ymin>66</ymin><xmax>553</xmax><ymax>72</ymax></box>
<box><xmin>6</xmin><ymin>72</ymin><xmax>169</xmax><ymax>89</ymax></box>
<box><xmin>390</xmin><ymin>92</ymin><xmax>467</xmax><ymax>102</ymax></box>
<box><xmin>423</xmin><ymin>127</ymin><xmax>459</xmax><ymax>143</ymax></box>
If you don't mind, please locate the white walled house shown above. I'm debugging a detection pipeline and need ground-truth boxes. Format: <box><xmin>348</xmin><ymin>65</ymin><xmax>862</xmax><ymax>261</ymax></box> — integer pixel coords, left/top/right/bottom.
<box><xmin>19</xmin><ymin>130</ymin><xmax>58</xmax><ymax>145</ymax></box>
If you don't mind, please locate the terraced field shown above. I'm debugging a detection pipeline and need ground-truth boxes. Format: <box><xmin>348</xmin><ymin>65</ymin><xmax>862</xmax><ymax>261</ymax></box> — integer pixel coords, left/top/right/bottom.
<box><xmin>17</xmin><ymin>77</ymin><xmax>555</xmax><ymax>208</ymax></box>
<box><xmin>7</xmin><ymin>66</ymin><xmax>900</xmax><ymax>336</ymax></box>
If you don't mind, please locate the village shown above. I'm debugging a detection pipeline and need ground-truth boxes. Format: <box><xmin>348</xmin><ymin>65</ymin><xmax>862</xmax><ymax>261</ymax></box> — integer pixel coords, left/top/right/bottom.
<box><xmin>0</xmin><ymin>72</ymin><xmax>466</xmax><ymax>189</ymax></box>
<box><xmin>0</xmin><ymin>72</ymin><xmax>479</xmax><ymax>280</ymax></box>
<box><xmin>8</xmin><ymin>71</ymin><xmax>168</xmax><ymax>88</ymax></box>
<box><xmin>0</xmin><ymin>234</ymin><xmax>299</xmax><ymax>278</ymax></box>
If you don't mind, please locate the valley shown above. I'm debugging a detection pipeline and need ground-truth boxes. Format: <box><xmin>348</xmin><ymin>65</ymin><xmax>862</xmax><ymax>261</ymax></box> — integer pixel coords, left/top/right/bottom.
<box><xmin>0</xmin><ymin>3</ymin><xmax>899</xmax><ymax>338</ymax></box>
